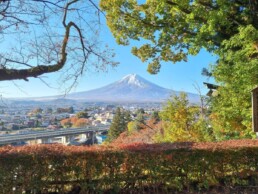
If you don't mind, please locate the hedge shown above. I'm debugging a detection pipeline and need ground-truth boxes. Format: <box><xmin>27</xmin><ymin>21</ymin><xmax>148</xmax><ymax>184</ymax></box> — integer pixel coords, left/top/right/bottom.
<box><xmin>1</xmin><ymin>140</ymin><xmax>258</xmax><ymax>193</ymax></box>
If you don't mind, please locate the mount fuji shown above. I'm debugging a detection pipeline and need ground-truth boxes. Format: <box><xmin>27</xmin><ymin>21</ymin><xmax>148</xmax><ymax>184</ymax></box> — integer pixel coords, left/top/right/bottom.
<box><xmin>63</xmin><ymin>74</ymin><xmax>200</xmax><ymax>103</ymax></box>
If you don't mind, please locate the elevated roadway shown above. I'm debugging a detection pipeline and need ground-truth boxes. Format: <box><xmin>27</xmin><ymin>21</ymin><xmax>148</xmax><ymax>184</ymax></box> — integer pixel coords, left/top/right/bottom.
<box><xmin>0</xmin><ymin>126</ymin><xmax>108</xmax><ymax>145</ymax></box>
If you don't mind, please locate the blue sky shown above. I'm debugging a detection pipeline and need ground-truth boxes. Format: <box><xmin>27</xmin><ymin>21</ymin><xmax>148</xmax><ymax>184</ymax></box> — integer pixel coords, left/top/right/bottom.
<box><xmin>0</xmin><ymin>14</ymin><xmax>217</xmax><ymax>98</ymax></box>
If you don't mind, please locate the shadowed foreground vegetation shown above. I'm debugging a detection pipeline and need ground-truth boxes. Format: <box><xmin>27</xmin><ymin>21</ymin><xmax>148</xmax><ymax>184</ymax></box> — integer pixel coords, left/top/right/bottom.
<box><xmin>2</xmin><ymin>140</ymin><xmax>258</xmax><ymax>193</ymax></box>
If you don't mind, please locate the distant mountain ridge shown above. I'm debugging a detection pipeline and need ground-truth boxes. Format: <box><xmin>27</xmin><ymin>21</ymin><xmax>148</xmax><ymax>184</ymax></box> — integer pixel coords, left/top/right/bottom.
<box><xmin>65</xmin><ymin>74</ymin><xmax>200</xmax><ymax>103</ymax></box>
<box><xmin>8</xmin><ymin>74</ymin><xmax>200</xmax><ymax>103</ymax></box>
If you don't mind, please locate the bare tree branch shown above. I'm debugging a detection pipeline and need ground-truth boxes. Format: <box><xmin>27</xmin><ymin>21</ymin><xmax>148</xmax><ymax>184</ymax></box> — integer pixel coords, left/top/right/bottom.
<box><xmin>0</xmin><ymin>0</ymin><xmax>117</xmax><ymax>87</ymax></box>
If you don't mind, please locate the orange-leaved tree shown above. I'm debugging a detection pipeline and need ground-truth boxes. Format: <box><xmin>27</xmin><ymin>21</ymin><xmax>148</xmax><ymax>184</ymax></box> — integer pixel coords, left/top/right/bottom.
<box><xmin>60</xmin><ymin>117</ymin><xmax>89</xmax><ymax>128</ymax></box>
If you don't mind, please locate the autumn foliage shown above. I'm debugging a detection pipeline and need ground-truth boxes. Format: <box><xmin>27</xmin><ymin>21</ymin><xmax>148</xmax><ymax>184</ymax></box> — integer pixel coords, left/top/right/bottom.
<box><xmin>113</xmin><ymin>119</ymin><xmax>161</xmax><ymax>144</ymax></box>
<box><xmin>2</xmin><ymin>140</ymin><xmax>258</xmax><ymax>193</ymax></box>
<box><xmin>60</xmin><ymin>117</ymin><xmax>89</xmax><ymax>128</ymax></box>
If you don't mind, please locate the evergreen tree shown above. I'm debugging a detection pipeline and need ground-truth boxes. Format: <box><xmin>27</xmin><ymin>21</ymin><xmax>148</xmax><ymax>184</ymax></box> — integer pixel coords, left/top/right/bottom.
<box><xmin>124</xmin><ymin>110</ymin><xmax>132</xmax><ymax>124</ymax></box>
<box><xmin>107</xmin><ymin>108</ymin><xmax>129</xmax><ymax>142</ymax></box>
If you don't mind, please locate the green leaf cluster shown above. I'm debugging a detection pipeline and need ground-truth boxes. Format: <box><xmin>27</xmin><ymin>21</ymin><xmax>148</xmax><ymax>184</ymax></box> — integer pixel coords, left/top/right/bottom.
<box><xmin>210</xmin><ymin>25</ymin><xmax>258</xmax><ymax>139</ymax></box>
<box><xmin>100</xmin><ymin>0</ymin><xmax>258</xmax><ymax>74</ymax></box>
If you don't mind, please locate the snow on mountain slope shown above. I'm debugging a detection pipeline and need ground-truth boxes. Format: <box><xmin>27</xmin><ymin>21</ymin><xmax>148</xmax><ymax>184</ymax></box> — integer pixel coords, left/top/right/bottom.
<box><xmin>66</xmin><ymin>74</ymin><xmax>200</xmax><ymax>103</ymax></box>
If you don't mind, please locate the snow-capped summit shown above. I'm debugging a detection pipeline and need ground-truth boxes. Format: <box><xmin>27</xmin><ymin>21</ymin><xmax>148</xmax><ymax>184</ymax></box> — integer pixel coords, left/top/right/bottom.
<box><xmin>64</xmin><ymin>74</ymin><xmax>200</xmax><ymax>103</ymax></box>
<box><xmin>119</xmin><ymin>74</ymin><xmax>149</xmax><ymax>88</ymax></box>
<box><xmin>121</xmin><ymin>73</ymin><xmax>138</xmax><ymax>81</ymax></box>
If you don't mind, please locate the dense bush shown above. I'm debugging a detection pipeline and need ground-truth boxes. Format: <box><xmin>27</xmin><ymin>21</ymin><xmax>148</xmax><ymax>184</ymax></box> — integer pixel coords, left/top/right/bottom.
<box><xmin>1</xmin><ymin>140</ymin><xmax>258</xmax><ymax>193</ymax></box>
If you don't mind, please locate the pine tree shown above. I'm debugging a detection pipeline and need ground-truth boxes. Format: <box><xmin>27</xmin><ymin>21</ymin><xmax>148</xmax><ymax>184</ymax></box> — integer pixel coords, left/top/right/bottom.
<box><xmin>124</xmin><ymin>110</ymin><xmax>132</xmax><ymax>124</ymax></box>
<box><xmin>107</xmin><ymin>108</ymin><xmax>129</xmax><ymax>142</ymax></box>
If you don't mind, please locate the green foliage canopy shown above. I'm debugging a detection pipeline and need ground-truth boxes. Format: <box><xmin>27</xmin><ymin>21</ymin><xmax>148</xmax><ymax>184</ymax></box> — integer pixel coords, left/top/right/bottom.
<box><xmin>100</xmin><ymin>0</ymin><xmax>258</xmax><ymax>74</ymax></box>
<box><xmin>210</xmin><ymin>25</ymin><xmax>258</xmax><ymax>139</ymax></box>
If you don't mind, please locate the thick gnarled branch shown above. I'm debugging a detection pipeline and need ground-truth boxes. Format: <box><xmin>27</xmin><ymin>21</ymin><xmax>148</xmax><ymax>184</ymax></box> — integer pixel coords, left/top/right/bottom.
<box><xmin>0</xmin><ymin>59</ymin><xmax>66</xmax><ymax>81</ymax></box>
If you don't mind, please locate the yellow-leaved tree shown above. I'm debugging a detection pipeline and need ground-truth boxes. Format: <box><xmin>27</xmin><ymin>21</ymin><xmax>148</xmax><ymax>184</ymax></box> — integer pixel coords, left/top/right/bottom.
<box><xmin>155</xmin><ymin>93</ymin><xmax>213</xmax><ymax>142</ymax></box>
